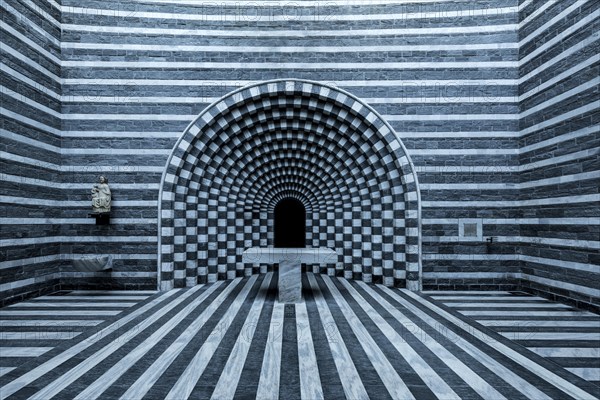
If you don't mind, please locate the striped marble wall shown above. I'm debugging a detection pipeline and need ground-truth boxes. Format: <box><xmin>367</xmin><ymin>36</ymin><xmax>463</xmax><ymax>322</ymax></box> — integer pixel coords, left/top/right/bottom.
<box><xmin>56</xmin><ymin>0</ymin><xmax>523</xmax><ymax>293</ymax></box>
<box><xmin>517</xmin><ymin>0</ymin><xmax>599</xmax><ymax>310</ymax></box>
<box><xmin>1</xmin><ymin>0</ymin><xmax>63</xmax><ymax>305</ymax></box>
<box><xmin>1</xmin><ymin>0</ymin><xmax>597</xmax><ymax>307</ymax></box>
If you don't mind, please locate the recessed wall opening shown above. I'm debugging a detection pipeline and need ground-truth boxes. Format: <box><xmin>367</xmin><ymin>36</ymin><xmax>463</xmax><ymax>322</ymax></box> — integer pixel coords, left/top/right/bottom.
<box><xmin>274</xmin><ymin>198</ymin><xmax>306</xmax><ymax>248</ymax></box>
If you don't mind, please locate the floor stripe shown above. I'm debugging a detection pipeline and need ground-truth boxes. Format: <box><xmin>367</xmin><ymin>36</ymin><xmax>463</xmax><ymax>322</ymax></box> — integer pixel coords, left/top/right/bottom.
<box><xmin>567</xmin><ymin>368</ymin><xmax>600</xmax><ymax>381</ymax></box>
<box><xmin>0</xmin><ymin>368</ymin><xmax>16</xmax><ymax>378</ymax></box>
<box><xmin>403</xmin><ymin>289</ymin><xmax>598</xmax><ymax>400</ymax></box>
<box><xmin>165</xmin><ymin>276</ymin><xmax>260</xmax><ymax>400</ymax></box>
<box><xmin>116</xmin><ymin>279</ymin><xmax>241</xmax><ymax>399</ymax></box>
<box><xmin>320</xmin><ymin>275</ymin><xmax>416</xmax><ymax>399</ymax></box>
<box><xmin>479</xmin><ymin>320</ymin><xmax>600</xmax><ymax>328</ymax></box>
<box><xmin>448</xmin><ymin>303</ymin><xmax>573</xmax><ymax>308</ymax></box>
<box><xmin>72</xmin><ymin>281</ymin><xmax>227</xmax><ymax>400</ymax></box>
<box><xmin>460</xmin><ymin>310</ymin><xmax>592</xmax><ymax>317</ymax></box>
<box><xmin>255</xmin><ymin>302</ymin><xmax>284</xmax><ymax>399</ymax></box>
<box><xmin>0</xmin><ymin>290</ymin><xmax>179</xmax><ymax>398</ymax></box>
<box><xmin>500</xmin><ymin>332</ymin><xmax>600</xmax><ymax>341</ymax></box>
<box><xmin>33</xmin><ymin>296</ymin><xmax>149</xmax><ymax>301</ymax></box>
<box><xmin>306</xmin><ymin>273</ymin><xmax>368</xmax><ymax>399</ymax></box>
<box><xmin>210</xmin><ymin>274</ymin><xmax>274</xmax><ymax>399</ymax></box>
<box><xmin>295</xmin><ymin>300</ymin><xmax>324</xmax><ymax>400</ymax></box>
<box><xmin>0</xmin><ymin>310</ymin><xmax>122</xmax><ymax>316</ymax></box>
<box><xmin>529</xmin><ymin>348</ymin><xmax>600</xmax><ymax>358</ymax></box>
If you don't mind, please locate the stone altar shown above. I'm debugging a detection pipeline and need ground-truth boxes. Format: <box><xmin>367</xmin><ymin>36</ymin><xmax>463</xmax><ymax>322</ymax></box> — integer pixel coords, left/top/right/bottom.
<box><xmin>242</xmin><ymin>247</ymin><xmax>338</xmax><ymax>303</ymax></box>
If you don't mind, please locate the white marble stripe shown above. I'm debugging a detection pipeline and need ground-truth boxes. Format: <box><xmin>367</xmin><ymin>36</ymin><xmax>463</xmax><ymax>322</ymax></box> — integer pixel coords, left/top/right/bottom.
<box><xmin>74</xmin><ymin>279</ymin><xmax>232</xmax><ymax>400</ymax></box>
<box><xmin>61</xmin><ymin>24</ymin><xmax>517</xmax><ymax>37</ymax></box>
<box><xmin>118</xmin><ymin>279</ymin><xmax>245</xmax><ymax>400</ymax></box>
<box><xmin>8</xmin><ymin>0</ymin><xmax>61</xmax><ymax>27</ymax></box>
<box><xmin>69</xmin><ymin>290</ymin><xmax>157</xmax><ymax>295</ymax></box>
<box><xmin>0</xmin><ymin>310</ymin><xmax>121</xmax><ymax>316</ymax></box>
<box><xmin>61</xmin><ymin>60</ymin><xmax>518</xmax><ymax>69</ymax></box>
<box><xmin>63</xmin><ymin>78</ymin><xmax>518</xmax><ymax>87</ymax></box>
<box><xmin>356</xmin><ymin>280</ymin><xmax>508</xmax><ymax>399</ymax></box>
<box><xmin>377</xmin><ymin>285</ymin><xmax>551</xmax><ymax>399</ymax></box>
<box><xmin>320</xmin><ymin>275</ymin><xmax>416</xmax><ymax>399</ymax></box>
<box><xmin>255</xmin><ymin>302</ymin><xmax>284</xmax><ymax>399</ymax></box>
<box><xmin>7</xmin><ymin>302</ymin><xmax>136</xmax><ymax>308</ymax></box>
<box><xmin>0</xmin><ymin>331</ymin><xmax>81</xmax><ymax>340</ymax></box>
<box><xmin>0</xmin><ymin>367</ymin><xmax>16</xmax><ymax>378</ymax></box>
<box><xmin>0</xmin><ymin>347</ymin><xmax>52</xmax><ymax>357</ymax></box>
<box><xmin>529</xmin><ymin>348</ymin><xmax>600</xmax><ymax>358</ymax></box>
<box><xmin>0</xmin><ymin>174</ymin><xmax>161</xmax><ymax>190</ymax></box>
<box><xmin>500</xmin><ymin>332</ymin><xmax>600</xmax><ymax>341</ymax></box>
<box><xmin>27</xmin><ymin>284</ymin><xmax>208</xmax><ymax>400</ymax></box>
<box><xmin>402</xmin><ymin>290</ymin><xmax>598</xmax><ymax>400</ymax></box>
<box><xmin>305</xmin><ymin>273</ymin><xmax>368</xmax><ymax>400</ymax></box>
<box><xmin>33</xmin><ymin>296</ymin><xmax>148</xmax><ymax>301</ymax></box>
<box><xmin>60</xmin><ymin>5</ymin><xmax>518</xmax><ymax>22</ymax></box>
<box><xmin>340</xmin><ymin>279</ymin><xmax>462</xmax><ymax>399</ymax></box>
<box><xmin>0</xmin><ymin>43</ymin><xmax>61</xmax><ymax>83</ymax></box>
<box><xmin>432</xmin><ymin>296</ymin><xmax>544</xmax><ymax>301</ymax></box>
<box><xmin>460</xmin><ymin>311</ymin><xmax>595</xmax><ymax>317</ymax></box>
<box><xmin>448</xmin><ymin>303</ymin><xmax>573</xmax><ymax>309</ymax></box>
<box><xmin>424</xmin><ymin>217</ymin><xmax>597</xmax><ymax>226</ymax></box>
<box><xmin>567</xmin><ymin>368</ymin><xmax>600</xmax><ymax>381</ymax></box>
<box><xmin>0</xmin><ymin>218</ymin><xmax>157</xmax><ymax>225</ymax></box>
<box><xmin>295</xmin><ymin>301</ymin><xmax>324</xmax><ymax>400</ymax></box>
<box><xmin>210</xmin><ymin>275</ymin><xmax>274</xmax><ymax>400</ymax></box>
<box><xmin>165</xmin><ymin>276</ymin><xmax>260</xmax><ymax>400</ymax></box>
<box><xmin>62</xmin><ymin>43</ymin><xmax>519</xmax><ymax>52</ymax></box>
<box><xmin>122</xmin><ymin>0</ymin><xmax>520</xmax><ymax>7</ymax></box>
<box><xmin>424</xmin><ymin>193</ymin><xmax>600</xmax><ymax>208</ymax></box>
<box><xmin>479</xmin><ymin>321</ymin><xmax>600</xmax><ymax>328</ymax></box>
<box><xmin>0</xmin><ymin>290</ymin><xmax>179</xmax><ymax>398</ymax></box>
<box><xmin>61</xmin><ymin>95</ymin><xmax>518</xmax><ymax>104</ymax></box>
<box><xmin>0</xmin><ymin>320</ymin><xmax>103</xmax><ymax>327</ymax></box>
<box><xmin>0</xmin><ymin>108</ymin><xmax>61</xmax><ymax>136</ymax></box>
<box><xmin>0</xmin><ymin>196</ymin><xmax>156</xmax><ymax>208</ymax></box>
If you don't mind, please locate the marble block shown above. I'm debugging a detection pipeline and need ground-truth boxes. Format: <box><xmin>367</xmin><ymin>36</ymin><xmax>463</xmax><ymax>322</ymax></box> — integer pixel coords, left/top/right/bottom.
<box><xmin>279</xmin><ymin>262</ymin><xmax>302</xmax><ymax>303</ymax></box>
<box><xmin>73</xmin><ymin>255</ymin><xmax>113</xmax><ymax>272</ymax></box>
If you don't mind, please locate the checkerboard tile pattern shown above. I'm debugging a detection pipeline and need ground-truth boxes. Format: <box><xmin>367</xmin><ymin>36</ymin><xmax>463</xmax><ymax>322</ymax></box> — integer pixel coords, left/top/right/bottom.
<box><xmin>159</xmin><ymin>80</ymin><xmax>421</xmax><ymax>291</ymax></box>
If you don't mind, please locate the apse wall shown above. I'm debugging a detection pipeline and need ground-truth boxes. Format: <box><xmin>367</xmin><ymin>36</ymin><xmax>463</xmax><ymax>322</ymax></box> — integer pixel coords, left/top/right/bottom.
<box><xmin>518</xmin><ymin>0</ymin><xmax>599</xmax><ymax>310</ymax></box>
<box><xmin>0</xmin><ymin>0</ymin><xmax>63</xmax><ymax>305</ymax></box>
<box><xmin>52</xmin><ymin>0</ymin><xmax>524</xmax><ymax>292</ymax></box>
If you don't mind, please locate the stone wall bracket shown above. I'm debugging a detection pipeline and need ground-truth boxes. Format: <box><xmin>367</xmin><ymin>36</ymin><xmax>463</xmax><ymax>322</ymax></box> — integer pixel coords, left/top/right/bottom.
<box><xmin>89</xmin><ymin>212</ymin><xmax>110</xmax><ymax>225</ymax></box>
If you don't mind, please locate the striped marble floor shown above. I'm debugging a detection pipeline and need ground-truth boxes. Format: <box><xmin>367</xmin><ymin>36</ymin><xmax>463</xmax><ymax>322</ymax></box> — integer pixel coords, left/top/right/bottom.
<box><xmin>0</xmin><ymin>274</ymin><xmax>598</xmax><ymax>400</ymax></box>
<box><xmin>0</xmin><ymin>290</ymin><xmax>154</xmax><ymax>380</ymax></box>
<box><xmin>429</xmin><ymin>291</ymin><xmax>600</xmax><ymax>387</ymax></box>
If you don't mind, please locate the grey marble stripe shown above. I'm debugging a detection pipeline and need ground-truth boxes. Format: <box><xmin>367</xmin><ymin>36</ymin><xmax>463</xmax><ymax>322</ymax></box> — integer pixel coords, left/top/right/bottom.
<box><xmin>306</xmin><ymin>273</ymin><xmax>368</xmax><ymax>400</ymax></box>
<box><xmin>210</xmin><ymin>274</ymin><xmax>273</xmax><ymax>399</ymax></box>
<box><xmin>255</xmin><ymin>302</ymin><xmax>284</xmax><ymax>399</ymax></box>
<box><xmin>74</xmin><ymin>280</ymin><xmax>228</xmax><ymax>400</ymax></box>
<box><xmin>295</xmin><ymin>300</ymin><xmax>324</xmax><ymax>400</ymax></box>
<box><xmin>0</xmin><ymin>290</ymin><xmax>179</xmax><ymax>399</ymax></box>
<box><xmin>165</xmin><ymin>276</ymin><xmax>260</xmax><ymax>400</ymax></box>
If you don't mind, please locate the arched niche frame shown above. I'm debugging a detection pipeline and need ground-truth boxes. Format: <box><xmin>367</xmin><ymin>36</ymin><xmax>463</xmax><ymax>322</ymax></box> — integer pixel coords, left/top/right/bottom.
<box><xmin>158</xmin><ymin>79</ymin><xmax>422</xmax><ymax>291</ymax></box>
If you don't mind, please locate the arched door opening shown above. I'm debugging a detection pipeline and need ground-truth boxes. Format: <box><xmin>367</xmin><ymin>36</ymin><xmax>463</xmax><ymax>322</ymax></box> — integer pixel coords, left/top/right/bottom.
<box><xmin>274</xmin><ymin>198</ymin><xmax>306</xmax><ymax>248</ymax></box>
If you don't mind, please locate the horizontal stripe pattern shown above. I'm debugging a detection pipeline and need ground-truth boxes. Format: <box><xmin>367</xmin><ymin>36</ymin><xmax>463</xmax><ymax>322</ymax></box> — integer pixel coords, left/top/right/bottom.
<box><xmin>1</xmin><ymin>274</ymin><xmax>598</xmax><ymax>399</ymax></box>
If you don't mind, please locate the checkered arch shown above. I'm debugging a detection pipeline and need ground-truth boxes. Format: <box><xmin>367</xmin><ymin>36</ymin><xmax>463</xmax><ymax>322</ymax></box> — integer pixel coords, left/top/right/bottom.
<box><xmin>158</xmin><ymin>80</ymin><xmax>422</xmax><ymax>291</ymax></box>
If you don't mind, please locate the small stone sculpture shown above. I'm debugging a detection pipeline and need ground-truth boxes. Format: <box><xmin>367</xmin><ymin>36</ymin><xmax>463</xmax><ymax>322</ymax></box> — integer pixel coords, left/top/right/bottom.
<box><xmin>91</xmin><ymin>175</ymin><xmax>111</xmax><ymax>213</ymax></box>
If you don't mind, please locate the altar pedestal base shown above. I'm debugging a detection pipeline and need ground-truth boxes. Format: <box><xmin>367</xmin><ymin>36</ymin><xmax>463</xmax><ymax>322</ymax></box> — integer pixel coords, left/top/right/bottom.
<box><xmin>279</xmin><ymin>262</ymin><xmax>302</xmax><ymax>303</ymax></box>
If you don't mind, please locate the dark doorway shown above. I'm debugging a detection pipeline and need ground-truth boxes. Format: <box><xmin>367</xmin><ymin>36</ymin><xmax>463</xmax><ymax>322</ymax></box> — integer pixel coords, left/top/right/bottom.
<box><xmin>274</xmin><ymin>198</ymin><xmax>306</xmax><ymax>248</ymax></box>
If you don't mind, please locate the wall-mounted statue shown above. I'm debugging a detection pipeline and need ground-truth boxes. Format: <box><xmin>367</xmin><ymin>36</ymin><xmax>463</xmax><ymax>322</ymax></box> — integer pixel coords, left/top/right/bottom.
<box><xmin>91</xmin><ymin>175</ymin><xmax>111</xmax><ymax>213</ymax></box>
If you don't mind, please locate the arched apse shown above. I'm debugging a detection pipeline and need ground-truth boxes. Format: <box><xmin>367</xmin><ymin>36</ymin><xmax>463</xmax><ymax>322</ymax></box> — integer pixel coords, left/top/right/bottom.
<box><xmin>158</xmin><ymin>79</ymin><xmax>422</xmax><ymax>291</ymax></box>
